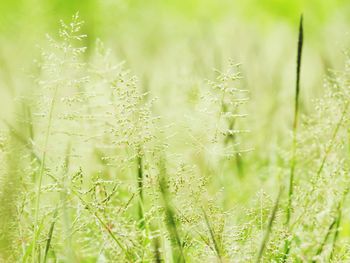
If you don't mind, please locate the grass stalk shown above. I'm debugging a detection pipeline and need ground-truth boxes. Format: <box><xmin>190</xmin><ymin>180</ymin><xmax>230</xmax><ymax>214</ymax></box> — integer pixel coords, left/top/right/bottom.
<box><xmin>283</xmin><ymin>15</ymin><xmax>304</xmax><ymax>262</ymax></box>
<box><xmin>176</xmin><ymin>208</ymin><xmax>215</xmax><ymax>253</ymax></box>
<box><xmin>32</xmin><ymin>86</ymin><xmax>59</xmax><ymax>262</ymax></box>
<box><xmin>202</xmin><ymin>208</ymin><xmax>223</xmax><ymax>262</ymax></box>
<box><xmin>329</xmin><ymin>210</ymin><xmax>342</xmax><ymax>261</ymax></box>
<box><xmin>256</xmin><ymin>186</ymin><xmax>283</xmax><ymax>263</ymax></box>
<box><xmin>223</xmin><ymin>104</ymin><xmax>244</xmax><ymax>177</ymax></box>
<box><xmin>43</xmin><ymin>208</ymin><xmax>58</xmax><ymax>263</ymax></box>
<box><xmin>286</xmin><ymin>14</ymin><xmax>304</xmax><ymax>225</ymax></box>
<box><xmin>158</xmin><ymin>159</ymin><xmax>186</xmax><ymax>263</ymax></box>
<box><xmin>330</xmin><ymin>188</ymin><xmax>349</xmax><ymax>260</ymax></box>
<box><xmin>137</xmin><ymin>153</ymin><xmax>145</xmax><ymax>228</ymax></box>
<box><xmin>71</xmin><ymin>189</ymin><xmax>131</xmax><ymax>259</ymax></box>
<box><xmin>312</xmin><ymin>218</ymin><xmax>337</xmax><ymax>262</ymax></box>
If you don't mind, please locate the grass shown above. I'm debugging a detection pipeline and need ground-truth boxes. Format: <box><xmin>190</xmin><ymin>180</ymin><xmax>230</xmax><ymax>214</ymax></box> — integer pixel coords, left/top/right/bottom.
<box><xmin>1</xmin><ymin>7</ymin><xmax>350</xmax><ymax>263</ymax></box>
<box><xmin>256</xmin><ymin>186</ymin><xmax>283</xmax><ymax>263</ymax></box>
<box><xmin>202</xmin><ymin>207</ymin><xmax>223</xmax><ymax>262</ymax></box>
<box><xmin>286</xmin><ymin>14</ymin><xmax>304</xmax><ymax>226</ymax></box>
<box><xmin>283</xmin><ymin>14</ymin><xmax>304</xmax><ymax>261</ymax></box>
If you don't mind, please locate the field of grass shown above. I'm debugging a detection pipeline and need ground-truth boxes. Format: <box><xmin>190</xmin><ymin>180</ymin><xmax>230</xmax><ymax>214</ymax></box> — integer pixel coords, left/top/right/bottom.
<box><xmin>1</xmin><ymin>1</ymin><xmax>350</xmax><ymax>262</ymax></box>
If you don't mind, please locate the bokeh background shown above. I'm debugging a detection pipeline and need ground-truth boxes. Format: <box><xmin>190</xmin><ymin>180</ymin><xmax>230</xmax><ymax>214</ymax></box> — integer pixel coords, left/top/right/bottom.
<box><xmin>1</xmin><ymin>0</ymin><xmax>350</xmax><ymax>197</ymax></box>
<box><xmin>2</xmin><ymin>1</ymin><xmax>350</xmax><ymax>118</ymax></box>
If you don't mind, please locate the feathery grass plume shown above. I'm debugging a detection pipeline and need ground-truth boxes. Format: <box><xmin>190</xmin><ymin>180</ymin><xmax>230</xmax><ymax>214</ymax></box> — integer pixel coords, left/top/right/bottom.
<box><xmin>311</xmin><ymin>187</ymin><xmax>349</xmax><ymax>261</ymax></box>
<box><xmin>31</xmin><ymin>12</ymin><xmax>88</xmax><ymax>261</ymax></box>
<box><xmin>30</xmin><ymin>29</ymin><xmax>160</xmax><ymax>260</ymax></box>
<box><xmin>188</xmin><ymin>60</ymin><xmax>250</xmax><ymax>188</ymax></box>
<box><xmin>314</xmin><ymin>101</ymin><xmax>349</xmax><ymax>182</ymax></box>
<box><xmin>71</xmin><ymin>187</ymin><xmax>133</xmax><ymax>260</ymax></box>
<box><xmin>67</xmin><ymin>167</ymin><xmax>142</xmax><ymax>260</ymax></box>
<box><xmin>206</xmin><ymin>61</ymin><xmax>251</xmax><ymax>161</ymax></box>
<box><xmin>86</xmin><ymin>41</ymin><xmax>159</xmax><ymax>232</ymax></box>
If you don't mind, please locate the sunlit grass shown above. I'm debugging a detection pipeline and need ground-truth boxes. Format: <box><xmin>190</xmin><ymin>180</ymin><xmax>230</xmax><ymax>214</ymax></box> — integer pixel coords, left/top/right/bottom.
<box><xmin>1</xmin><ymin>2</ymin><xmax>350</xmax><ymax>262</ymax></box>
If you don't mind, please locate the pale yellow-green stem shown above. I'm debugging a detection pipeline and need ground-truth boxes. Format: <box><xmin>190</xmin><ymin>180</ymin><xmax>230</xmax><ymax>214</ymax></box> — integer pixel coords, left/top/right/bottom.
<box><xmin>31</xmin><ymin>85</ymin><xmax>59</xmax><ymax>263</ymax></box>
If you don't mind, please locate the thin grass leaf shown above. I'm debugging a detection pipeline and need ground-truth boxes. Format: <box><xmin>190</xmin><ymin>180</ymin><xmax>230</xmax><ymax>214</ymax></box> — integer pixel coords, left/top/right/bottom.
<box><xmin>43</xmin><ymin>208</ymin><xmax>58</xmax><ymax>263</ymax></box>
<box><xmin>256</xmin><ymin>186</ymin><xmax>283</xmax><ymax>263</ymax></box>
<box><xmin>159</xmin><ymin>158</ymin><xmax>186</xmax><ymax>263</ymax></box>
<box><xmin>312</xmin><ymin>219</ymin><xmax>337</xmax><ymax>263</ymax></box>
<box><xmin>330</xmin><ymin>188</ymin><xmax>349</xmax><ymax>260</ymax></box>
<box><xmin>137</xmin><ymin>154</ymin><xmax>145</xmax><ymax>229</ymax></box>
<box><xmin>330</xmin><ymin>211</ymin><xmax>342</xmax><ymax>261</ymax></box>
<box><xmin>287</xmin><ymin>13</ymin><xmax>304</xmax><ymax>225</ymax></box>
<box><xmin>283</xmin><ymin>14</ymin><xmax>304</xmax><ymax>263</ymax></box>
<box><xmin>202</xmin><ymin>208</ymin><xmax>223</xmax><ymax>262</ymax></box>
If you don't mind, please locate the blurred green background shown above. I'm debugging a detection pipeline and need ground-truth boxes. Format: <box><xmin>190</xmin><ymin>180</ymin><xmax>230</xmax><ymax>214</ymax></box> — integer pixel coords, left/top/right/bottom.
<box><xmin>1</xmin><ymin>0</ymin><xmax>349</xmax><ymax>100</ymax></box>
<box><xmin>1</xmin><ymin>0</ymin><xmax>350</xmax><ymax>183</ymax></box>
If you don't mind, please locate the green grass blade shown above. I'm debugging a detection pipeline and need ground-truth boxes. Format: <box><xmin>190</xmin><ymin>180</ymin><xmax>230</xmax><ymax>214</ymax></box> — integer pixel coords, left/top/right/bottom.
<box><xmin>287</xmin><ymin>13</ymin><xmax>304</xmax><ymax>225</ymax></box>
<box><xmin>256</xmin><ymin>186</ymin><xmax>283</xmax><ymax>263</ymax></box>
<box><xmin>202</xmin><ymin>208</ymin><xmax>223</xmax><ymax>262</ymax></box>
<box><xmin>159</xmin><ymin>158</ymin><xmax>186</xmax><ymax>263</ymax></box>
<box><xmin>312</xmin><ymin>219</ymin><xmax>337</xmax><ymax>262</ymax></box>
<box><xmin>283</xmin><ymin>15</ymin><xmax>304</xmax><ymax>262</ymax></box>
<box><xmin>43</xmin><ymin>208</ymin><xmax>58</xmax><ymax>263</ymax></box>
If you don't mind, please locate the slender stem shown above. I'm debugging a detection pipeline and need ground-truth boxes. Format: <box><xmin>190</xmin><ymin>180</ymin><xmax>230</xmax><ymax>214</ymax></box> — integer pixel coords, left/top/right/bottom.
<box><xmin>202</xmin><ymin>208</ymin><xmax>223</xmax><ymax>262</ymax></box>
<box><xmin>330</xmin><ymin>188</ymin><xmax>348</xmax><ymax>260</ymax></box>
<box><xmin>330</xmin><ymin>209</ymin><xmax>342</xmax><ymax>260</ymax></box>
<box><xmin>256</xmin><ymin>186</ymin><xmax>283</xmax><ymax>263</ymax></box>
<box><xmin>312</xmin><ymin>219</ymin><xmax>337</xmax><ymax>263</ymax></box>
<box><xmin>137</xmin><ymin>153</ymin><xmax>145</xmax><ymax>228</ymax></box>
<box><xmin>43</xmin><ymin>208</ymin><xmax>58</xmax><ymax>263</ymax></box>
<box><xmin>315</xmin><ymin>101</ymin><xmax>349</xmax><ymax>181</ymax></box>
<box><xmin>159</xmin><ymin>159</ymin><xmax>186</xmax><ymax>262</ymax></box>
<box><xmin>286</xmin><ymin>14</ymin><xmax>304</xmax><ymax>225</ymax></box>
<box><xmin>283</xmin><ymin>15</ymin><xmax>304</xmax><ymax>262</ymax></box>
<box><xmin>71</xmin><ymin>189</ymin><xmax>130</xmax><ymax>258</ymax></box>
<box><xmin>32</xmin><ymin>86</ymin><xmax>59</xmax><ymax>262</ymax></box>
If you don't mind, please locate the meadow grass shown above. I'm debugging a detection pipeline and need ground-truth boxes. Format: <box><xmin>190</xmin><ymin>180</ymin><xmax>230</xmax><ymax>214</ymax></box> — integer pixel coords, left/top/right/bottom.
<box><xmin>1</xmin><ymin>10</ymin><xmax>350</xmax><ymax>263</ymax></box>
